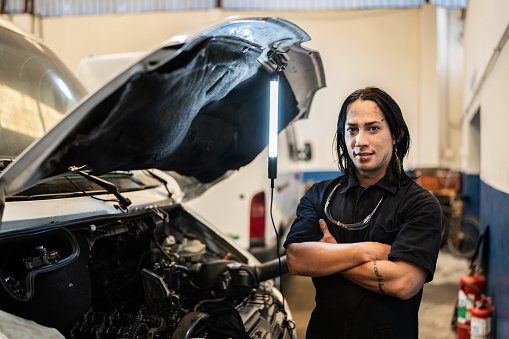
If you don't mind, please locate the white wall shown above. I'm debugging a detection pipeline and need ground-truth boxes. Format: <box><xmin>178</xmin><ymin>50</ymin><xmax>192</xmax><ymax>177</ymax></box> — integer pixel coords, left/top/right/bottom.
<box><xmin>437</xmin><ymin>7</ymin><xmax>464</xmax><ymax>170</ymax></box>
<box><xmin>5</xmin><ymin>5</ymin><xmax>460</xmax><ymax>173</ymax></box>
<box><xmin>479</xmin><ymin>51</ymin><xmax>509</xmax><ymax>193</ymax></box>
<box><xmin>462</xmin><ymin>0</ymin><xmax>509</xmax><ymax>193</ymax></box>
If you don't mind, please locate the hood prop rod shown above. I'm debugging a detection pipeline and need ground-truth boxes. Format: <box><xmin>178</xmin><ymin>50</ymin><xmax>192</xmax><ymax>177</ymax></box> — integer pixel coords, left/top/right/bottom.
<box><xmin>77</xmin><ymin>171</ymin><xmax>132</xmax><ymax>211</ymax></box>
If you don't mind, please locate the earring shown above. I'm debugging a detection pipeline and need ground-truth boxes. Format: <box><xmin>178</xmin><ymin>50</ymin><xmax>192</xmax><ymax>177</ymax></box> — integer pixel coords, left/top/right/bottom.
<box><xmin>394</xmin><ymin>146</ymin><xmax>402</xmax><ymax>188</ymax></box>
<box><xmin>394</xmin><ymin>146</ymin><xmax>402</xmax><ymax>173</ymax></box>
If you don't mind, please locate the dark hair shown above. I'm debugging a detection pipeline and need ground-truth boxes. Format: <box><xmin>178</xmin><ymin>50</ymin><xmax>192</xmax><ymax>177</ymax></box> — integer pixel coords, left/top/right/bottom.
<box><xmin>334</xmin><ymin>86</ymin><xmax>412</xmax><ymax>182</ymax></box>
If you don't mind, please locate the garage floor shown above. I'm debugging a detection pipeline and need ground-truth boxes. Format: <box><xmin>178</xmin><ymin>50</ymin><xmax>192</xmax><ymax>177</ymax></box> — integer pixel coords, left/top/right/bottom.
<box><xmin>281</xmin><ymin>250</ymin><xmax>470</xmax><ymax>339</ymax></box>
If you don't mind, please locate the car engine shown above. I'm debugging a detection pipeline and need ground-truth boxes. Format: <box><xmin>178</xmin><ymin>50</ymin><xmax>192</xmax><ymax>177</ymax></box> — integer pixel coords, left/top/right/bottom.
<box><xmin>0</xmin><ymin>206</ymin><xmax>294</xmax><ymax>339</ymax></box>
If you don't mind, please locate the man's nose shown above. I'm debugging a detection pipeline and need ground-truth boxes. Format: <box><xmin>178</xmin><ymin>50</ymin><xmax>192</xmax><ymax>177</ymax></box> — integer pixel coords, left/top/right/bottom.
<box><xmin>355</xmin><ymin>130</ymin><xmax>369</xmax><ymax>147</ymax></box>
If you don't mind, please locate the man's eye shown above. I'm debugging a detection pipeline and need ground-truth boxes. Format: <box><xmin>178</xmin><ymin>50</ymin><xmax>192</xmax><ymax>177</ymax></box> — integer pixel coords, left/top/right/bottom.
<box><xmin>370</xmin><ymin>126</ymin><xmax>380</xmax><ymax>132</ymax></box>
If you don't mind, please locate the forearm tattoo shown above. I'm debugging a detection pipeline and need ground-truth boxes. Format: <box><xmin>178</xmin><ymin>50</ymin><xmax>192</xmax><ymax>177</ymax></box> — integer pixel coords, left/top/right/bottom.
<box><xmin>373</xmin><ymin>261</ymin><xmax>385</xmax><ymax>294</ymax></box>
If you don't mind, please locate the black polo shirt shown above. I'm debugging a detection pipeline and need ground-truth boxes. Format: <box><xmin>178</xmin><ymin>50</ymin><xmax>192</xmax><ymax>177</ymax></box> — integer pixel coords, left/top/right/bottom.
<box><xmin>284</xmin><ymin>174</ymin><xmax>443</xmax><ymax>338</ymax></box>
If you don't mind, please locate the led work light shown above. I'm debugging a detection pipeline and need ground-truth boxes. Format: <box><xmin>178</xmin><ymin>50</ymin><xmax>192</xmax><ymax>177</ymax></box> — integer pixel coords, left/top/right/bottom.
<box><xmin>268</xmin><ymin>71</ymin><xmax>279</xmax><ymax>184</ymax></box>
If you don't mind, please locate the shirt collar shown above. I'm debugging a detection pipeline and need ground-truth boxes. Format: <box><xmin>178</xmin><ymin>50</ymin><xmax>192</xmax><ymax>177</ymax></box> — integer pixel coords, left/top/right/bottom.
<box><xmin>339</xmin><ymin>172</ymin><xmax>400</xmax><ymax>195</ymax></box>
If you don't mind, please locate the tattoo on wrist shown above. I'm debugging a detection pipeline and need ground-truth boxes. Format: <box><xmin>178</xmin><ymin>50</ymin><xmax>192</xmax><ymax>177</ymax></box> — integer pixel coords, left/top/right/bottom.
<box><xmin>373</xmin><ymin>261</ymin><xmax>385</xmax><ymax>294</ymax></box>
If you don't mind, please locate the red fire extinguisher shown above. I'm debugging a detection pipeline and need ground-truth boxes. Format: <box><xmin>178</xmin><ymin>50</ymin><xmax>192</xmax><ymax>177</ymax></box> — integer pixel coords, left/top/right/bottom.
<box><xmin>457</xmin><ymin>264</ymin><xmax>485</xmax><ymax>339</ymax></box>
<box><xmin>470</xmin><ymin>297</ymin><xmax>494</xmax><ymax>338</ymax></box>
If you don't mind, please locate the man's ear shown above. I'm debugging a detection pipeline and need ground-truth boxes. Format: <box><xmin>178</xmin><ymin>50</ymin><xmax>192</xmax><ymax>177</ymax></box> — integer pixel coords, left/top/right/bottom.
<box><xmin>392</xmin><ymin>129</ymin><xmax>404</xmax><ymax>145</ymax></box>
<box><xmin>397</xmin><ymin>129</ymin><xmax>405</xmax><ymax>142</ymax></box>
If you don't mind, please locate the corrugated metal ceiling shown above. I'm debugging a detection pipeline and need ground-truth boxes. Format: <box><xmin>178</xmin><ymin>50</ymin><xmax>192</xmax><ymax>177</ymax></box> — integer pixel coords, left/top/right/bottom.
<box><xmin>0</xmin><ymin>0</ymin><xmax>467</xmax><ymax>17</ymax></box>
<box><xmin>223</xmin><ymin>0</ymin><xmax>424</xmax><ymax>10</ymax></box>
<box><xmin>221</xmin><ymin>0</ymin><xmax>467</xmax><ymax>10</ymax></box>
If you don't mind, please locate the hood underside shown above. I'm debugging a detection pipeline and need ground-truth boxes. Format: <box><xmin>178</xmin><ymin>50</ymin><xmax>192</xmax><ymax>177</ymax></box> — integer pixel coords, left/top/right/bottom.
<box><xmin>0</xmin><ymin>17</ymin><xmax>325</xmax><ymax>201</ymax></box>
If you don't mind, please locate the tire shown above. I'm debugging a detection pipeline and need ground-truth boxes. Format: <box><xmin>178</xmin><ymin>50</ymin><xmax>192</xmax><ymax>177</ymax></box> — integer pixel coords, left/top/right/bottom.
<box><xmin>446</xmin><ymin>214</ymin><xmax>481</xmax><ymax>258</ymax></box>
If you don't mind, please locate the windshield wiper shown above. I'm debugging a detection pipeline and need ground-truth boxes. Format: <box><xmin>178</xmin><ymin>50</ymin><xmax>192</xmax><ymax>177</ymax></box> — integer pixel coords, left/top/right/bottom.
<box><xmin>144</xmin><ymin>170</ymin><xmax>172</xmax><ymax>197</ymax></box>
<box><xmin>77</xmin><ymin>171</ymin><xmax>132</xmax><ymax>211</ymax></box>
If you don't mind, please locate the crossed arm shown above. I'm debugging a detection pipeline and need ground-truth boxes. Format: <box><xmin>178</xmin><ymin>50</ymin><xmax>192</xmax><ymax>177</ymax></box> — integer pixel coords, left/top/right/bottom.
<box><xmin>286</xmin><ymin>219</ymin><xmax>427</xmax><ymax>300</ymax></box>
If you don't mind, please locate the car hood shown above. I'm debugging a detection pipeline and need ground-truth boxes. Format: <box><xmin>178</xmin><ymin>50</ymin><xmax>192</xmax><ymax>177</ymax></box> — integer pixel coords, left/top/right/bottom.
<box><xmin>0</xmin><ymin>17</ymin><xmax>324</xmax><ymax>208</ymax></box>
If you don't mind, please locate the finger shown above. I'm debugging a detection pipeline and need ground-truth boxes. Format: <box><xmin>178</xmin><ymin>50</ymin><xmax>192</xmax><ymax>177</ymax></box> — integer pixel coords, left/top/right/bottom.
<box><xmin>319</xmin><ymin>219</ymin><xmax>337</xmax><ymax>244</ymax></box>
<box><xmin>319</xmin><ymin>219</ymin><xmax>330</xmax><ymax>235</ymax></box>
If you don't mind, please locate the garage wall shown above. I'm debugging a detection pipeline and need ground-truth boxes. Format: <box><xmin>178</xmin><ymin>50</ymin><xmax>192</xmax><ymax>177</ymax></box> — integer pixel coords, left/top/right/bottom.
<box><xmin>6</xmin><ymin>5</ymin><xmax>456</xmax><ymax>177</ymax></box>
<box><xmin>462</xmin><ymin>0</ymin><xmax>509</xmax><ymax>337</ymax></box>
<box><xmin>437</xmin><ymin>7</ymin><xmax>464</xmax><ymax>171</ymax></box>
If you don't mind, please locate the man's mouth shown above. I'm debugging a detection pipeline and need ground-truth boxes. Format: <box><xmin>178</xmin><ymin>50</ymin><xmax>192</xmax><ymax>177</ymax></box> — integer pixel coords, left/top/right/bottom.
<box><xmin>355</xmin><ymin>152</ymin><xmax>374</xmax><ymax>161</ymax></box>
<box><xmin>356</xmin><ymin>152</ymin><xmax>374</xmax><ymax>157</ymax></box>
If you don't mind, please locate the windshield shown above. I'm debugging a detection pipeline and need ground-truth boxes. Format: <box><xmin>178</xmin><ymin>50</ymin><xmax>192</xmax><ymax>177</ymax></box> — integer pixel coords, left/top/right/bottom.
<box><xmin>0</xmin><ymin>25</ymin><xmax>87</xmax><ymax>159</ymax></box>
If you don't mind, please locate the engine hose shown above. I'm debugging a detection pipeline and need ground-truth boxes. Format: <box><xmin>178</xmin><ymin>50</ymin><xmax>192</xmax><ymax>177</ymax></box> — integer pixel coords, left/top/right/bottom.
<box><xmin>256</xmin><ymin>255</ymin><xmax>288</xmax><ymax>282</ymax></box>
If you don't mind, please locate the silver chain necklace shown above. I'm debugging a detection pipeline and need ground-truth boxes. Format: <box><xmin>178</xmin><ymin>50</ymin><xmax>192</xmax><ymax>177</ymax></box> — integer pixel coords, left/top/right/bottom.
<box><xmin>324</xmin><ymin>182</ymin><xmax>384</xmax><ymax>230</ymax></box>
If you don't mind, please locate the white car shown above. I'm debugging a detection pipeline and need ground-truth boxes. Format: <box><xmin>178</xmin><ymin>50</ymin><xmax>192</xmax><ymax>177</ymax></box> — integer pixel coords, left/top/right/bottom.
<box><xmin>0</xmin><ymin>17</ymin><xmax>324</xmax><ymax>339</ymax></box>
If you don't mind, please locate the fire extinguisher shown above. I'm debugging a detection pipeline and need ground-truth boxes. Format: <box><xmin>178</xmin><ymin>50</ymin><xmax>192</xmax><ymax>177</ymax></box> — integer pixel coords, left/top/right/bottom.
<box><xmin>457</xmin><ymin>264</ymin><xmax>485</xmax><ymax>339</ymax></box>
<box><xmin>470</xmin><ymin>297</ymin><xmax>494</xmax><ymax>339</ymax></box>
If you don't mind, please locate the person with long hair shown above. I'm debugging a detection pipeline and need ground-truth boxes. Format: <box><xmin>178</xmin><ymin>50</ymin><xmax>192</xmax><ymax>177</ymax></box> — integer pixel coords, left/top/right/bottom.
<box><xmin>284</xmin><ymin>87</ymin><xmax>443</xmax><ymax>338</ymax></box>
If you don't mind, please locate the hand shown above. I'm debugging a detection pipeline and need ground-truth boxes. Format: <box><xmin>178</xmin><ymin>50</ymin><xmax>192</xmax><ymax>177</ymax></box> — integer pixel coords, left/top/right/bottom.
<box><xmin>318</xmin><ymin>219</ymin><xmax>389</xmax><ymax>261</ymax></box>
<box><xmin>319</xmin><ymin>219</ymin><xmax>337</xmax><ymax>244</ymax></box>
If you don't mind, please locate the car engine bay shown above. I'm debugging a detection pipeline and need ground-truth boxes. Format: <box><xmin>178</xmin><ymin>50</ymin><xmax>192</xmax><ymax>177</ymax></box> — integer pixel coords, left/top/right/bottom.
<box><xmin>0</xmin><ymin>206</ymin><xmax>293</xmax><ymax>339</ymax></box>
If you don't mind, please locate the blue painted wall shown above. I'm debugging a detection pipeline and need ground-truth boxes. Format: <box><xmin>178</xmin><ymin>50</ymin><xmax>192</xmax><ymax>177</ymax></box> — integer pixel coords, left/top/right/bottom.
<box><xmin>461</xmin><ymin>173</ymin><xmax>481</xmax><ymax>218</ymax></box>
<box><xmin>479</xmin><ymin>180</ymin><xmax>509</xmax><ymax>338</ymax></box>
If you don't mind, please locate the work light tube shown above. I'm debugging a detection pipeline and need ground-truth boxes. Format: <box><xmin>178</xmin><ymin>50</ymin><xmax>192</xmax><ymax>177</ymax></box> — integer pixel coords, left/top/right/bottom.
<box><xmin>269</xmin><ymin>73</ymin><xmax>279</xmax><ymax>158</ymax></box>
<box><xmin>268</xmin><ymin>72</ymin><xmax>279</xmax><ymax>182</ymax></box>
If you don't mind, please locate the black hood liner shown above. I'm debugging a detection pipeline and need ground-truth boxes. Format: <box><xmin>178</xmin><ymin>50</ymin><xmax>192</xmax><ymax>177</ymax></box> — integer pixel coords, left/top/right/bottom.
<box><xmin>45</xmin><ymin>36</ymin><xmax>299</xmax><ymax>183</ymax></box>
<box><xmin>162</xmin><ymin>69</ymin><xmax>297</xmax><ymax>183</ymax></box>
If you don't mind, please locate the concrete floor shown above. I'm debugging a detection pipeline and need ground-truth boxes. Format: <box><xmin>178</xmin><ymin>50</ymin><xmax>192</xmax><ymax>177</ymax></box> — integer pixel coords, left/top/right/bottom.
<box><xmin>281</xmin><ymin>250</ymin><xmax>470</xmax><ymax>339</ymax></box>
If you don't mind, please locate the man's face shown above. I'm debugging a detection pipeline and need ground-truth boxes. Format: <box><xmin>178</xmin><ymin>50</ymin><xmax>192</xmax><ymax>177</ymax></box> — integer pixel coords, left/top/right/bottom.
<box><xmin>345</xmin><ymin>99</ymin><xmax>395</xmax><ymax>185</ymax></box>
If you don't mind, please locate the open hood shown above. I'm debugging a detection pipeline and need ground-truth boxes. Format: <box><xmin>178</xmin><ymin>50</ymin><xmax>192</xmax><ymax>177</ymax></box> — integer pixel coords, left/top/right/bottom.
<box><xmin>0</xmin><ymin>17</ymin><xmax>325</xmax><ymax>204</ymax></box>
